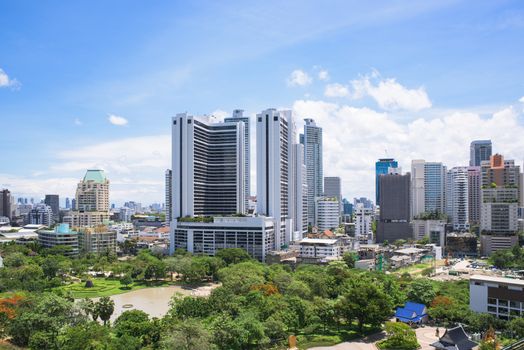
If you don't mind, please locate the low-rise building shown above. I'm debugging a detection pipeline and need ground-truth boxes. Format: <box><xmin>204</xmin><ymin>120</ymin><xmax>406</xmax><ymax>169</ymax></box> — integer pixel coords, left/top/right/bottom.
<box><xmin>37</xmin><ymin>223</ymin><xmax>79</xmax><ymax>256</ymax></box>
<box><xmin>470</xmin><ymin>274</ymin><xmax>524</xmax><ymax>320</ymax></box>
<box><xmin>293</xmin><ymin>237</ymin><xmax>344</xmax><ymax>263</ymax></box>
<box><xmin>78</xmin><ymin>227</ymin><xmax>117</xmax><ymax>254</ymax></box>
<box><xmin>445</xmin><ymin>232</ymin><xmax>478</xmax><ymax>257</ymax></box>
<box><xmin>412</xmin><ymin>219</ymin><xmax>446</xmax><ymax>246</ymax></box>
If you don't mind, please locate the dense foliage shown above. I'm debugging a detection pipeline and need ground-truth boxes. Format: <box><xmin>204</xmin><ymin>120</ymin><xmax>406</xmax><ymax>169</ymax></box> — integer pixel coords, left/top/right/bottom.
<box><xmin>0</xmin><ymin>243</ymin><xmax>521</xmax><ymax>349</ymax></box>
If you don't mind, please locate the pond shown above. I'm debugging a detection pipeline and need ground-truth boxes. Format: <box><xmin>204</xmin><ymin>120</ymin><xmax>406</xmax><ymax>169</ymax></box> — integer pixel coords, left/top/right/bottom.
<box><xmin>93</xmin><ymin>283</ymin><xmax>219</xmax><ymax>322</ymax></box>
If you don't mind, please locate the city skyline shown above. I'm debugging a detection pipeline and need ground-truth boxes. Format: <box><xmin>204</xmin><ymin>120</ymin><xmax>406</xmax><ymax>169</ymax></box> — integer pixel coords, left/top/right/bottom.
<box><xmin>1</xmin><ymin>1</ymin><xmax>524</xmax><ymax>204</ymax></box>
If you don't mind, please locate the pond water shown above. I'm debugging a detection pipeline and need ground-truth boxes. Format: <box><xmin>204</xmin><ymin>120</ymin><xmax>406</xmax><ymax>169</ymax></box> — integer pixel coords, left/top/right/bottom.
<box><xmin>93</xmin><ymin>283</ymin><xmax>219</xmax><ymax>322</ymax></box>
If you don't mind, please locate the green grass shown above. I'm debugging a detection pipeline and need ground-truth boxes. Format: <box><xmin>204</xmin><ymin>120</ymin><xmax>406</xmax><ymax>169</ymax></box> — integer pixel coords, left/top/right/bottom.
<box><xmin>295</xmin><ymin>323</ymin><xmax>379</xmax><ymax>349</ymax></box>
<box><xmin>54</xmin><ymin>278</ymin><xmax>173</xmax><ymax>298</ymax></box>
<box><xmin>394</xmin><ymin>262</ymin><xmax>432</xmax><ymax>276</ymax></box>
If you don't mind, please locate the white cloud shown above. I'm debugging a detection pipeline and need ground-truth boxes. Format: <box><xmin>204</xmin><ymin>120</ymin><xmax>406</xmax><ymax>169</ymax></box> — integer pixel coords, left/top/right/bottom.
<box><xmin>351</xmin><ymin>72</ymin><xmax>432</xmax><ymax>112</ymax></box>
<box><xmin>519</xmin><ymin>96</ymin><xmax>524</xmax><ymax>103</ymax></box>
<box><xmin>74</xmin><ymin>118</ymin><xmax>83</xmax><ymax>126</ymax></box>
<box><xmin>287</xmin><ymin>69</ymin><xmax>312</xmax><ymax>87</ymax></box>
<box><xmin>210</xmin><ymin>109</ymin><xmax>229</xmax><ymax>123</ymax></box>
<box><xmin>324</xmin><ymin>83</ymin><xmax>350</xmax><ymax>97</ymax></box>
<box><xmin>0</xmin><ymin>68</ymin><xmax>20</xmax><ymax>89</ymax></box>
<box><xmin>108</xmin><ymin>114</ymin><xmax>128</xmax><ymax>126</ymax></box>
<box><xmin>318</xmin><ymin>69</ymin><xmax>329</xmax><ymax>81</ymax></box>
<box><xmin>293</xmin><ymin>99</ymin><xmax>524</xmax><ymax>200</ymax></box>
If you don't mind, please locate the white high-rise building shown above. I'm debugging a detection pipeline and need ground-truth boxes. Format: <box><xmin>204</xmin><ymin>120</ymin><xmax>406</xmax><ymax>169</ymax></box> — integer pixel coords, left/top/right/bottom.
<box><xmin>171</xmin><ymin>113</ymin><xmax>247</xmax><ymax>218</ymax></box>
<box><xmin>354</xmin><ymin>203</ymin><xmax>373</xmax><ymax>241</ymax></box>
<box><xmin>257</xmin><ymin>108</ymin><xmax>296</xmax><ymax>248</ymax></box>
<box><xmin>446</xmin><ymin>167</ymin><xmax>469</xmax><ymax>231</ymax></box>
<box><xmin>315</xmin><ymin>197</ymin><xmax>340</xmax><ymax>232</ymax></box>
<box><xmin>291</xmin><ymin>143</ymin><xmax>308</xmax><ymax>241</ymax></box>
<box><xmin>165</xmin><ymin>169</ymin><xmax>172</xmax><ymax>223</ymax></box>
<box><xmin>411</xmin><ymin>160</ymin><xmax>446</xmax><ymax>218</ymax></box>
<box><xmin>301</xmin><ymin>118</ymin><xmax>323</xmax><ymax>226</ymax></box>
<box><xmin>224</xmin><ymin>109</ymin><xmax>250</xmax><ymax>211</ymax></box>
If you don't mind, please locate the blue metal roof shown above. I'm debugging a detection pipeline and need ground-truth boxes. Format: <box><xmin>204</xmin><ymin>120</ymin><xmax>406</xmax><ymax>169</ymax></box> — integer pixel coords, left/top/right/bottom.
<box><xmin>395</xmin><ymin>301</ymin><xmax>427</xmax><ymax>323</ymax></box>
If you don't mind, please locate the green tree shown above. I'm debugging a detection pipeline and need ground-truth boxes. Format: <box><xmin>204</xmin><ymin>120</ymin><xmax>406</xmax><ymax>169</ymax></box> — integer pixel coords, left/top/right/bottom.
<box><xmin>162</xmin><ymin>318</ymin><xmax>213</xmax><ymax>350</ymax></box>
<box><xmin>120</xmin><ymin>274</ymin><xmax>133</xmax><ymax>289</ymax></box>
<box><xmin>58</xmin><ymin>321</ymin><xmax>115</xmax><ymax>350</ymax></box>
<box><xmin>336</xmin><ymin>282</ymin><xmax>393</xmax><ymax>333</ymax></box>
<box><xmin>342</xmin><ymin>252</ymin><xmax>356</xmax><ymax>268</ymax></box>
<box><xmin>509</xmin><ymin>317</ymin><xmax>524</xmax><ymax>339</ymax></box>
<box><xmin>377</xmin><ymin>321</ymin><xmax>419</xmax><ymax>350</ymax></box>
<box><xmin>406</xmin><ymin>278</ymin><xmax>436</xmax><ymax>305</ymax></box>
<box><xmin>114</xmin><ymin>310</ymin><xmax>159</xmax><ymax>347</ymax></box>
<box><xmin>95</xmin><ymin>297</ymin><xmax>114</xmax><ymax>326</ymax></box>
<box><xmin>215</xmin><ymin>248</ymin><xmax>251</xmax><ymax>265</ymax></box>
<box><xmin>168</xmin><ymin>294</ymin><xmax>211</xmax><ymax>320</ymax></box>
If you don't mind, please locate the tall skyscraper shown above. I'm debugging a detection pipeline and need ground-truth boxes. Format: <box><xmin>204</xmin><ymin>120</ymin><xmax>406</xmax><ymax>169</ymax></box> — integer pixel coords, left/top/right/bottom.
<box><xmin>411</xmin><ymin>160</ymin><xmax>446</xmax><ymax>218</ymax></box>
<box><xmin>71</xmin><ymin>169</ymin><xmax>110</xmax><ymax>227</ymax></box>
<box><xmin>301</xmin><ymin>118</ymin><xmax>323</xmax><ymax>226</ymax></box>
<box><xmin>446</xmin><ymin>167</ymin><xmax>469</xmax><ymax>231</ymax></box>
<box><xmin>324</xmin><ymin>176</ymin><xmax>342</xmax><ymax>212</ymax></box>
<box><xmin>467</xmin><ymin>166</ymin><xmax>481</xmax><ymax>226</ymax></box>
<box><xmin>65</xmin><ymin>197</ymin><xmax>71</xmax><ymax>210</ymax></box>
<box><xmin>480</xmin><ymin>154</ymin><xmax>521</xmax><ymax>255</ymax></box>
<box><xmin>44</xmin><ymin>194</ymin><xmax>59</xmax><ymax>223</ymax></box>
<box><xmin>291</xmin><ymin>143</ymin><xmax>308</xmax><ymax>240</ymax></box>
<box><xmin>470</xmin><ymin>140</ymin><xmax>492</xmax><ymax>167</ymax></box>
<box><xmin>375</xmin><ymin>158</ymin><xmax>398</xmax><ymax>204</ymax></box>
<box><xmin>0</xmin><ymin>189</ymin><xmax>12</xmax><ymax>219</ymax></box>
<box><xmin>165</xmin><ymin>169</ymin><xmax>172</xmax><ymax>223</ymax></box>
<box><xmin>257</xmin><ymin>108</ymin><xmax>296</xmax><ymax>247</ymax></box>
<box><xmin>172</xmin><ymin>113</ymin><xmax>247</xmax><ymax>218</ymax></box>
<box><xmin>315</xmin><ymin>197</ymin><xmax>340</xmax><ymax>232</ymax></box>
<box><xmin>224</xmin><ymin>109</ymin><xmax>250</xmax><ymax>211</ymax></box>
<box><xmin>377</xmin><ymin>172</ymin><xmax>411</xmax><ymax>243</ymax></box>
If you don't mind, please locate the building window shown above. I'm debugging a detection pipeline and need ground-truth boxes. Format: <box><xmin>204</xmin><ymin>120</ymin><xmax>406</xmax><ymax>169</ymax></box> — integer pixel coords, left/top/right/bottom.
<box><xmin>173</xmin><ymin>120</ymin><xmax>177</xmax><ymax>125</ymax></box>
<box><xmin>274</xmin><ymin>116</ymin><xmax>278</xmax><ymax>121</ymax></box>
<box><xmin>258</xmin><ymin>117</ymin><xmax>262</xmax><ymax>122</ymax></box>
<box><xmin>188</xmin><ymin>119</ymin><xmax>192</xmax><ymax>124</ymax></box>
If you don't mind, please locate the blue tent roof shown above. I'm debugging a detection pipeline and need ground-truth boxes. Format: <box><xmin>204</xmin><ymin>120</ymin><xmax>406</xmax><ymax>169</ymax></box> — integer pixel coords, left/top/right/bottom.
<box><xmin>405</xmin><ymin>302</ymin><xmax>427</xmax><ymax>315</ymax></box>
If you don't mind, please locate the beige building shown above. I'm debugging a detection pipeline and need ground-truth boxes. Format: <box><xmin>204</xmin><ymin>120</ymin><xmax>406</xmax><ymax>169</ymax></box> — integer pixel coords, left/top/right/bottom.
<box><xmin>71</xmin><ymin>170</ymin><xmax>110</xmax><ymax>227</ymax></box>
<box><xmin>78</xmin><ymin>226</ymin><xmax>117</xmax><ymax>254</ymax></box>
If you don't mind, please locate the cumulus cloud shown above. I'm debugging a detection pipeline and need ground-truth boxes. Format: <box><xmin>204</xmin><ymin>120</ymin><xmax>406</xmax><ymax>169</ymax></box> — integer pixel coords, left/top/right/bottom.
<box><xmin>519</xmin><ymin>96</ymin><xmax>524</xmax><ymax>103</ymax></box>
<box><xmin>74</xmin><ymin>118</ymin><xmax>83</xmax><ymax>126</ymax></box>
<box><xmin>324</xmin><ymin>83</ymin><xmax>350</xmax><ymax>97</ymax></box>
<box><xmin>108</xmin><ymin>114</ymin><xmax>128</xmax><ymax>126</ymax></box>
<box><xmin>351</xmin><ymin>72</ymin><xmax>432</xmax><ymax>112</ymax></box>
<box><xmin>318</xmin><ymin>69</ymin><xmax>329</xmax><ymax>81</ymax></box>
<box><xmin>293</xmin><ymin>99</ymin><xmax>524</xmax><ymax>200</ymax></box>
<box><xmin>0</xmin><ymin>68</ymin><xmax>20</xmax><ymax>89</ymax></box>
<box><xmin>287</xmin><ymin>69</ymin><xmax>312</xmax><ymax>87</ymax></box>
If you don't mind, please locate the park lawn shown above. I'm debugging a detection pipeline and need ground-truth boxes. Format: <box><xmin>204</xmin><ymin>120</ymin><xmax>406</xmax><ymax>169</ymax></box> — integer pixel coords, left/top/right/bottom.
<box><xmin>54</xmin><ymin>278</ymin><xmax>174</xmax><ymax>298</ymax></box>
<box><xmin>393</xmin><ymin>262</ymin><xmax>432</xmax><ymax>276</ymax></box>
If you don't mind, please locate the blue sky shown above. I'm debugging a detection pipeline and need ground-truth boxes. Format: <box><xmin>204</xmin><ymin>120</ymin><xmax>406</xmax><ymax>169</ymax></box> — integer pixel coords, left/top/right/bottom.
<box><xmin>1</xmin><ymin>1</ymin><xmax>524</xmax><ymax>205</ymax></box>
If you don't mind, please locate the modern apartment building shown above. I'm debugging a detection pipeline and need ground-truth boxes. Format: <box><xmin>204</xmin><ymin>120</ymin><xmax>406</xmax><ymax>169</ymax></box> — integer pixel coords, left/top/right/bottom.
<box><xmin>324</xmin><ymin>176</ymin><xmax>342</xmax><ymax>214</ymax></box>
<box><xmin>256</xmin><ymin>109</ymin><xmax>297</xmax><ymax>247</ymax></box>
<box><xmin>315</xmin><ymin>197</ymin><xmax>340</xmax><ymax>232</ymax></box>
<box><xmin>165</xmin><ymin>169</ymin><xmax>172</xmax><ymax>223</ymax></box>
<box><xmin>71</xmin><ymin>170</ymin><xmax>110</xmax><ymax>227</ymax></box>
<box><xmin>377</xmin><ymin>172</ymin><xmax>412</xmax><ymax>243</ymax></box>
<box><xmin>470</xmin><ymin>140</ymin><xmax>492</xmax><ymax>167</ymax></box>
<box><xmin>78</xmin><ymin>228</ymin><xmax>117</xmax><ymax>254</ymax></box>
<box><xmin>28</xmin><ymin>203</ymin><xmax>53</xmax><ymax>227</ymax></box>
<box><xmin>480</xmin><ymin>154</ymin><xmax>521</xmax><ymax>255</ymax></box>
<box><xmin>291</xmin><ymin>143</ymin><xmax>308</xmax><ymax>240</ymax></box>
<box><xmin>470</xmin><ymin>275</ymin><xmax>524</xmax><ymax>320</ymax></box>
<box><xmin>411</xmin><ymin>160</ymin><xmax>446</xmax><ymax>218</ymax></box>
<box><xmin>171</xmin><ymin>113</ymin><xmax>247</xmax><ymax>217</ymax></box>
<box><xmin>375</xmin><ymin>158</ymin><xmax>398</xmax><ymax>205</ymax></box>
<box><xmin>0</xmin><ymin>189</ymin><xmax>12</xmax><ymax>220</ymax></box>
<box><xmin>354</xmin><ymin>203</ymin><xmax>373</xmax><ymax>242</ymax></box>
<box><xmin>301</xmin><ymin>118</ymin><xmax>323</xmax><ymax>226</ymax></box>
<box><xmin>467</xmin><ymin>166</ymin><xmax>481</xmax><ymax>226</ymax></box>
<box><xmin>224</xmin><ymin>109</ymin><xmax>251</xmax><ymax>211</ymax></box>
<box><xmin>446</xmin><ymin>167</ymin><xmax>469</xmax><ymax>231</ymax></box>
<box><xmin>37</xmin><ymin>223</ymin><xmax>79</xmax><ymax>256</ymax></box>
<box><xmin>172</xmin><ymin>216</ymin><xmax>275</xmax><ymax>261</ymax></box>
<box><xmin>44</xmin><ymin>194</ymin><xmax>59</xmax><ymax>223</ymax></box>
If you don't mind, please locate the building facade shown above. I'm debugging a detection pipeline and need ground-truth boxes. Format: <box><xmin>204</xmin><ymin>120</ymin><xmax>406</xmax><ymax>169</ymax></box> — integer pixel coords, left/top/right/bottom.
<box><xmin>470</xmin><ymin>140</ymin><xmax>492</xmax><ymax>167</ymax></box>
<box><xmin>37</xmin><ymin>223</ymin><xmax>79</xmax><ymax>256</ymax></box>
<box><xmin>224</xmin><ymin>109</ymin><xmax>251</xmax><ymax>212</ymax></box>
<box><xmin>291</xmin><ymin>143</ymin><xmax>308</xmax><ymax>240</ymax></box>
<box><xmin>315</xmin><ymin>197</ymin><xmax>340</xmax><ymax>232</ymax></box>
<box><xmin>165</xmin><ymin>169</ymin><xmax>172</xmax><ymax>223</ymax></box>
<box><xmin>446</xmin><ymin>166</ymin><xmax>469</xmax><ymax>231</ymax></box>
<box><xmin>0</xmin><ymin>189</ymin><xmax>12</xmax><ymax>220</ymax></box>
<box><xmin>470</xmin><ymin>275</ymin><xmax>524</xmax><ymax>320</ymax></box>
<box><xmin>411</xmin><ymin>160</ymin><xmax>446</xmax><ymax>219</ymax></box>
<box><xmin>375</xmin><ymin>158</ymin><xmax>398</xmax><ymax>206</ymax></box>
<box><xmin>301</xmin><ymin>118</ymin><xmax>323</xmax><ymax>226</ymax></box>
<box><xmin>354</xmin><ymin>203</ymin><xmax>373</xmax><ymax>242</ymax></box>
<box><xmin>44</xmin><ymin>194</ymin><xmax>59</xmax><ymax>223</ymax></box>
<box><xmin>377</xmin><ymin>173</ymin><xmax>412</xmax><ymax>243</ymax></box>
<box><xmin>467</xmin><ymin>166</ymin><xmax>481</xmax><ymax>226</ymax></box>
<box><xmin>324</xmin><ymin>176</ymin><xmax>342</xmax><ymax>214</ymax></box>
<box><xmin>78</xmin><ymin>228</ymin><xmax>117</xmax><ymax>254</ymax></box>
<box><xmin>71</xmin><ymin>170</ymin><xmax>110</xmax><ymax>227</ymax></box>
<box><xmin>28</xmin><ymin>203</ymin><xmax>53</xmax><ymax>227</ymax></box>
